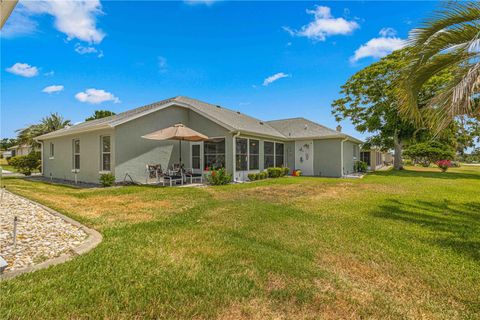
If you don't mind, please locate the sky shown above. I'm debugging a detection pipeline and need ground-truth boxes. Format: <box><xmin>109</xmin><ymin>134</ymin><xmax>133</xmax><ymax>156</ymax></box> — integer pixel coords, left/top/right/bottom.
<box><xmin>1</xmin><ymin>0</ymin><xmax>439</xmax><ymax>139</ymax></box>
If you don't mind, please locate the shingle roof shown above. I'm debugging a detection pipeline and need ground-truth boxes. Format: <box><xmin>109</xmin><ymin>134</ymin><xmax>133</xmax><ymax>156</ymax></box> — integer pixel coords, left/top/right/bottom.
<box><xmin>35</xmin><ymin>96</ymin><xmax>361</xmax><ymax>143</ymax></box>
<box><xmin>267</xmin><ymin>117</ymin><xmax>362</xmax><ymax>143</ymax></box>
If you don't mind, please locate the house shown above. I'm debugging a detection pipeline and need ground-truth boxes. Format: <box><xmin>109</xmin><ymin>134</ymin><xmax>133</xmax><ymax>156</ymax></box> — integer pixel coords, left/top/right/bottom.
<box><xmin>7</xmin><ymin>144</ymin><xmax>34</xmax><ymax>157</ymax></box>
<box><xmin>35</xmin><ymin>96</ymin><xmax>362</xmax><ymax>184</ymax></box>
<box><xmin>360</xmin><ymin>148</ymin><xmax>393</xmax><ymax>171</ymax></box>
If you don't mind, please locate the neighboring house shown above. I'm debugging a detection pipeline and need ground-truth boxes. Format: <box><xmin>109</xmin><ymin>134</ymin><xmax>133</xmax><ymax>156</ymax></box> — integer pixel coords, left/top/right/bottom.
<box><xmin>7</xmin><ymin>144</ymin><xmax>35</xmax><ymax>157</ymax></box>
<box><xmin>1</xmin><ymin>150</ymin><xmax>12</xmax><ymax>158</ymax></box>
<box><xmin>35</xmin><ymin>96</ymin><xmax>362</xmax><ymax>184</ymax></box>
<box><xmin>360</xmin><ymin>149</ymin><xmax>393</xmax><ymax>171</ymax></box>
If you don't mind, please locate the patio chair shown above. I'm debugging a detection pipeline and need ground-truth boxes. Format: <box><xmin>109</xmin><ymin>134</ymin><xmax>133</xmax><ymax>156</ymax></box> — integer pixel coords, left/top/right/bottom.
<box><xmin>145</xmin><ymin>164</ymin><xmax>162</xmax><ymax>184</ymax></box>
<box><xmin>163</xmin><ymin>169</ymin><xmax>184</xmax><ymax>186</ymax></box>
<box><xmin>184</xmin><ymin>169</ymin><xmax>203</xmax><ymax>184</ymax></box>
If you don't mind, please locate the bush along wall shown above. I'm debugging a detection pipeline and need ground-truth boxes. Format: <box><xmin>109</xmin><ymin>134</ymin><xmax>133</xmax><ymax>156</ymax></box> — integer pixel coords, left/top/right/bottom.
<box><xmin>248</xmin><ymin>167</ymin><xmax>289</xmax><ymax>181</ymax></box>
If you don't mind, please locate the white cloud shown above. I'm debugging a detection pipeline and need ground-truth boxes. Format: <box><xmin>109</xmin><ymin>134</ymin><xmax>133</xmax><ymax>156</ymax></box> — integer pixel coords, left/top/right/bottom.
<box><xmin>6</xmin><ymin>63</ymin><xmax>39</xmax><ymax>77</ymax></box>
<box><xmin>351</xmin><ymin>28</ymin><xmax>406</xmax><ymax>63</ymax></box>
<box><xmin>158</xmin><ymin>56</ymin><xmax>168</xmax><ymax>73</ymax></box>
<box><xmin>75</xmin><ymin>44</ymin><xmax>97</xmax><ymax>54</ymax></box>
<box><xmin>22</xmin><ymin>0</ymin><xmax>105</xmax><ymax>44</ymax></box>
<box><xmin>74</xmin><ymin>43</ymin><xmax>104</xmax><ymax>57</ymax></box>
<box><xmin>44</xmin><ymin>71</ymin><xmax>55</xmax><ymax>76</ymax></box>
<box><xmin>0</xmin><ymin>5</ymin><xmax>38</xmax><ymax>38</ymax></box>
<box><xmin>42</xmin><ymin>85</ymin><xmax>64</xmax><ymax>94</ymax></box>
<box><xmin>184</xmin><ymin>0</ymin><xmax>217</xmax><ymax>5</ymax></box>
<box><xmin>379</xmin><ymin>27</ymin><xmax>397</xmax><ymax>37</ymax></box>
<box><xmin>263</xmin><ymin>72</ymin><xmax>290</xmax><ymax>86</ymax></box>
<box><xmin>75</xmin><ymin>88</ymin><xmax>120</xmax><ymax>104</ymax></box>
<box><xmin>284</xmin><ymin>6</ymin><xmax>359</xmax><ymax>41</ymax></box>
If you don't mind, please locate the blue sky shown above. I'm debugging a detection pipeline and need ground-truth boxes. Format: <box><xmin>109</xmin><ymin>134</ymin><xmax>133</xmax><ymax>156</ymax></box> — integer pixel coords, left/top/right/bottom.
<box><xmin>1</xmin><ymin>1</ymin><xmax>439</xmax><ymax>139</ymax></box>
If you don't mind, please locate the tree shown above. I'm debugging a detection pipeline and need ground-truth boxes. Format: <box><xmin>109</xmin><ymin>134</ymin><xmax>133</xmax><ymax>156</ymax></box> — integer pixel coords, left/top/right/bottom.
<box><xmin>0</xmin><ymin>138</ymin><xmax>18</xmax><ymax>150</ymax></box>
<box><xmin>332</xmin><ymin>49</ymin><xmax>450</xmax><ymax>170</ymax></box>
<box><xmin>9</xmin><ymin>151</ymin><xmax>41</xmax><ymax>176</ymax></box>
<box><xmin>16</xmin><ymin>113</ymin><xmax>71</xmax><ymax>147</ymax></box>
<box><xmin>85</xmin><ymin>110</ymin><xmax>116</xmax><ymax>121</ymax></box>
<box><xmin>403</xmin><ymin>141</ymin><xmax>455</xmax><ymax>167</ymax></box>
<box><xmin>398</xmin><ymin>2</ymin><xmax>480</xmax><ymax>129</ymax></box>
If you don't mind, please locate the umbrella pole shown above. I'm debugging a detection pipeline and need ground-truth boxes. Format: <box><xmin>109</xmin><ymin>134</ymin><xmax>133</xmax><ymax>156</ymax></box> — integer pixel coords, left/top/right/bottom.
<box><xmin>179</xmin><ymin>139</ymin><xmax>182</xmax><ymax>165</ymax></box>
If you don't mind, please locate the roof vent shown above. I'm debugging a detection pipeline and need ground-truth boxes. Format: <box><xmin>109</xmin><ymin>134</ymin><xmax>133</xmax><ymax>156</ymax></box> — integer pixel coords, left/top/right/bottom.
<box><xmin>304</xmin><ymin>124</ymin><xmax>308</xmax><ymax>130</ymax></box>
<box><xmin>236</xmin><ymin>111</ymin><xmax>241</xmax><ymax>114</ymax></box>
<box><xmin>259</xmin><ymin>121</ymin><xmax>264</xmax><ymax>125</ymax></box>
<box><xmin>216</xmin><ymin>105</ymin><xmax>222</xmax><ymax>108</ymax></box>
<box><xmin>336</xmin><ymin>125</ymin><xmax>342</xmax><ymax>132</ymax></box>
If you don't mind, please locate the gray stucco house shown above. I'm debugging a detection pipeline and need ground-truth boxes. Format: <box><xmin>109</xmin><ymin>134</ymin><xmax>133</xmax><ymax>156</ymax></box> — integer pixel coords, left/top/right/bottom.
<box><xmin>35</xmin><ymin>96</ymin><xmax>362</xmax><ymax>184</ymax></box>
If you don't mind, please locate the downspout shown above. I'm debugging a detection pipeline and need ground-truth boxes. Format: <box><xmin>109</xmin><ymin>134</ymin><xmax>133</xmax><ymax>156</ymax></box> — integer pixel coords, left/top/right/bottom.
<box><xmin>39</xmin><ymin>140</ymin><xmax>44</xmax><ymax>177</ymax></box>
<box><xmin>232</xmin><ymin>131</ymin><xmax>241</xmax><ymax>182</ymax></box>
<box><xmin>340</xmin><ymin>137</ymin><xmax>348</xmax><ymax>177</ymax></box>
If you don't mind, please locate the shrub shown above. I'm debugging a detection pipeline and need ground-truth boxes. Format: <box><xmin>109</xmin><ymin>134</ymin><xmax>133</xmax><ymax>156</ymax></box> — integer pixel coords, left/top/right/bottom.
<box><xmin>404</xmin><ymin>141</ymin><xmax>455</xmax><ymax>167</ymax></box>
<box><xmin>99</xmin><ymin>173</ymin><xmax>116</xmax><ymax>187</ymax></box>
<box><xmin>267</xmin><ymin>167</ymin><xmax>283</xmax><ymax>178</ymax></box>
<box><xmin>247</xmin><ymin>173</ymin><xmax>257</xmax><ymax>181</ymax></box>
<box><xmin>259</xmin><ymin>171</ymin><xmax>268</xmax><ymax>180</ymax></box>
<box><xmin>282</xmin><ymin>167</ymin><xmax>290</xmax><ymax>176</ymax></box>
<box><xmin>5</xmin><ymin>156</ymin><xmax>12</xmax><ymax>164</ymax></box>
<box><xmin>354</xmin><ymin>160</ymin><xmax>368</xmax><ymax>172</ymax></box>
<box><xmin>207</xmin><ymin>168</ymin><xmax>232</xmax><ymax>185</ymax></box>
<box><xmin>437</xmin><ymin>160</ymin><xmax>452</xmax><ymax>172</ymax></box>
<box><xmin>9</xmin><ymin>152</ymin><xmax>41</xmax><ymax>176</ymax></box>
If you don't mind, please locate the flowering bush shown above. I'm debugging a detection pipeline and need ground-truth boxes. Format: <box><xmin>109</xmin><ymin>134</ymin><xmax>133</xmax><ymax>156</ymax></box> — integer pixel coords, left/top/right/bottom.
<box><xmin>207</xmin><ymin>168</ymin><xmax>232</xmax><ymax>185</ymax></box>
<box><xmin>437</xmin><ymin>160</ymin><xmax>452</xmax><ymax>172</ymax></box>
<box><xmin>292</xmin><ymin>170</ymin><xmax>302</xmax><ymax>176</ymax></box>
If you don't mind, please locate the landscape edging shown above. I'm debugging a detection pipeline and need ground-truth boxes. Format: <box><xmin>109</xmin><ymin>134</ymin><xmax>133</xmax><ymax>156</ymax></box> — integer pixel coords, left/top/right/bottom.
<box><xmin>0</xmin><ymin>190</ymin><xmax>102</xmax><ymax>280</ymax></box>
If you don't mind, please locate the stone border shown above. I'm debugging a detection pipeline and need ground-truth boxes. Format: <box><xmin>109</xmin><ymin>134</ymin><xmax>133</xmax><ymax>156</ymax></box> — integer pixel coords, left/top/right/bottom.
<box><xmin>0</xmin><ymin>190</ymin><xmax>102</xmax><ymax>280</ymax></box>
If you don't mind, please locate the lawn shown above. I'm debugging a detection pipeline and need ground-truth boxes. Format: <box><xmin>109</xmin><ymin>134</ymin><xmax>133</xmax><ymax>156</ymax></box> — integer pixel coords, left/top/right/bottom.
<box><xmin>0</xmin><ymin>166</ymin><xmax>479</xmax><ymax>319</ymax></box>
<box><xmin>0</xmin><ymin>158</ymin><xmax>16</xmax><ymax>173</ymax></box>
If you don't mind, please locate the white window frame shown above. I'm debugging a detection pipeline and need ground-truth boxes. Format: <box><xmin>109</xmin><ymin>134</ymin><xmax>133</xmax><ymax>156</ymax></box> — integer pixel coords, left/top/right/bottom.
<box><xmin>49</xmin><ymin>142</ymin><xmax>54</xmax><ymax>159</ymax></box>
<box><xmin>100</xmin><ymin>135</ymin><xmax>111</xmax><ymax>173</ymax></box>
<box><xmin>263</xmin><ymin>139</ymin><xmax>286</xmax><ymax>168</ymax></box>
<box><xmin>203</xmin><ymin>136</ymin><xmax>226</xmax><ymax>171</ymax></box>
<box><xmin>249</xmin><ymin>139</ymin><xmax>260</xmax><ymax>170</ymax></box>
<box><xmin>72</xmin><ymin>139</ymin><xmax>80</xmax><ymax>172</ymax></box>
<box><xmin>235</xmin><ymin>137</ymin><xmax>249</xmax><ymax>171</ymax></box>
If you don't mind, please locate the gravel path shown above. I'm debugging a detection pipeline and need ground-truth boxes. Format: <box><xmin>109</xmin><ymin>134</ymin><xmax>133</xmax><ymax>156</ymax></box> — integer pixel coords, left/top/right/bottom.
<box><xmin>0</xmin><ymin>190</ymin><xmax>88</xmax><ymax>272</ymax></box>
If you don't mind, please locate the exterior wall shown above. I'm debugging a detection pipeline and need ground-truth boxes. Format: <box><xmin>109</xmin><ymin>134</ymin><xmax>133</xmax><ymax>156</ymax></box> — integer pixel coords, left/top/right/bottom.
<box><xmin>313</xmin><ymin>139</ymin><xmax>342</xmax><ymax>177</ymax></box>
<box><xmin>42</xmin><ymin>129</ymin><xmax>115</xmax><ymax>183</ymax></box>
<box><xmin>342</xmin><ymin>140</ymin><xmax>359</xmax><ymax>175</ymax></box>
<box><xmin>114</xmin><ymin>106</ymin><xmax>232</xmax><ymax>183</ymax></box>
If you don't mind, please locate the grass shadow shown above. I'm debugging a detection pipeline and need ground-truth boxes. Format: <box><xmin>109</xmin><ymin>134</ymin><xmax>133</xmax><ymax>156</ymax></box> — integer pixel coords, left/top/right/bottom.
<box><xmin>373</xmin><ymin>168</ymin><xmax>480</xmax><ymax>180</ymax></box>
<box><xmin>371</xmin><ymin>198</ymin><xmax>480</xmax><ymax>261</ymax></box>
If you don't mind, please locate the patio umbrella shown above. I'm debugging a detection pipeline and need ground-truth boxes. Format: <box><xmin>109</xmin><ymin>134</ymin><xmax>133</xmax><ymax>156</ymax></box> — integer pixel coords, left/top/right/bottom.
<box><xmin>141</xmin><ymin>123</ymin><xmax>209</xmax><ymax>164</ymax></box>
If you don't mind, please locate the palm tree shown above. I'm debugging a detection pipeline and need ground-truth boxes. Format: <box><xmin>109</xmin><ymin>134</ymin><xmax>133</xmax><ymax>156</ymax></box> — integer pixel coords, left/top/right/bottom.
<box><xmin>399</xmin><ymin>1</ymin><xmax>480</xmax><ymax>129</ymax></box>
<box><xmin>16</xmin><ymin>113</ymin><xmax>71</xmax><ymax>147</ymax></box>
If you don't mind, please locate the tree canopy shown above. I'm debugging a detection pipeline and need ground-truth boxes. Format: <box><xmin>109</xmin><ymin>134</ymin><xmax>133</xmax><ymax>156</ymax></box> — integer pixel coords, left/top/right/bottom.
<box><xmin>16</xmin><ymin>113</ymin><xmax>71</xmax><ymax>147</ymax></box>
<box><xmin>85</xmin><ymin>110</ymin><xmax>116</xmax><ymax>121</ymax></box>
<box><xmin>398</xmin><ymin>1</ymin><xmax>480</xmax><ymax>129</ymax></box>
<box><xmin>331</xmin><ymin>49</ymin><xmax>452</xmax><ymax>169</ymax></box>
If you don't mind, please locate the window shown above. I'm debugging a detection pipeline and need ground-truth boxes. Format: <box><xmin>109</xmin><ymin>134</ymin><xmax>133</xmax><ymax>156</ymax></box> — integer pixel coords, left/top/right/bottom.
<box><xmin>204</xmin><ymin>138</ymin><xmax>225</xmax><ymax>170</ymax></box>
<box><xmin>360</xmin><ymin>151</ymin><xmax>370</xmax><ymax>166</ymax></box>
<box><xmin>192</xmin><ymin>144</ymin><xmax>201</xmax><ymax>169</ymax></box>
<box><xmin>73</xmin><ymin>139</ymin><xmax>80</xmax><ymax>170</ymax></box>
<box><xmin>101</xmin><ymin>136</ymin><xmax>111</xmax><ymax>171</ymax></box>
<box><xmin>249</xmin><ymin>139</ymin><xmax>259</xmax><ymax>170</ymax></box>
<box><xmin>264</xmin><ymin>141</ymin><xmax>275</xmax><ymax>168</ymax></box>
<box><xmin>235</xmin><ymin>138</ymin><xmax>248</xmax><ymax>171</ymax></box>
<box><xmin>275</xmin><ymin>143</ymin><xmax>284</xmax><ymax>167</ymax></box>
<box><xmin>49</xmin><ymin>142</ymin><xmax>54</xmax><ymax>158</ymax></box>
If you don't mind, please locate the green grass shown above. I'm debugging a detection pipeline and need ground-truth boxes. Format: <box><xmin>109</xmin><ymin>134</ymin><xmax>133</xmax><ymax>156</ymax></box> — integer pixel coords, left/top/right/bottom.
<box><xmin>1</xmin><ymin>166</ymin><xmax>479</xmax><ymax>319</ymax></box>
